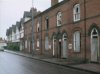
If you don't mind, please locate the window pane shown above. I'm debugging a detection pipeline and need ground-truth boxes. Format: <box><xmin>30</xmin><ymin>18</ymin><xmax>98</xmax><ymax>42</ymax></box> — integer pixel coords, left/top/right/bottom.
<box><xmin>46</xmin><ymin>17</ymin><xmax>49</xmax><ymax>30</ymax></box>
<box><xmin>74</xmin><ymin>31</ymin><xmax>80</xmax><ymax>52</ymax></box>
<box><xmin>57</xmin><ymin>12</ymin><xmax>62</xmax><ymax>26</ymax></box>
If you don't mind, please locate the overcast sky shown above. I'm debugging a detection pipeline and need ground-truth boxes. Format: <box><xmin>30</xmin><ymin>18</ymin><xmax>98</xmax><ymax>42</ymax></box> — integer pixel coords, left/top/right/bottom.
<box><xmin>0</xmin><ymin>0</ymin><xmax>50</xmax><ymax>39</ymax></box>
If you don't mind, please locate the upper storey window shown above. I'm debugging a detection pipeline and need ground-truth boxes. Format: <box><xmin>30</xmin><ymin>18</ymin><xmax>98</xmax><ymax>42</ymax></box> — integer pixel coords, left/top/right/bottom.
<box><xmin>37</xmin><ymin>22</ymin><xmax>40</xmax><ymax>32</ymax></box>
<box><xmin>57</xmin><ymin>12</ymin><xmax>62</xmax><ymax>26</ymax></box>
<box><xmin>45</xmin><ymin>17</ymin><xmax>49</xmax><ymax>30</ymax></box>
<box><xmin>73</xmin><ymin>4</ymin><xmax>80</xmax><ymax>22</ymax></box>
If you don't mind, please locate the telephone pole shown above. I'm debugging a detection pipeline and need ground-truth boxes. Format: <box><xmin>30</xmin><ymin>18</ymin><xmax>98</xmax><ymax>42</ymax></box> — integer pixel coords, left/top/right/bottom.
<box><xmin>31</xmin><ymin>0</ymin><xmax>34</xmax><ymax>54</ymax></box>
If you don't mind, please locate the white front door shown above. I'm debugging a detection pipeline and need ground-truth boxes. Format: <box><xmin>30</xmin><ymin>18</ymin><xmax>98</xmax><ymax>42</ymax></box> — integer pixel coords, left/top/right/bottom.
<box><xmin>91</xmin><ymin>37</ymin><xmax>98</xmax><ymax>61</ymax></box>
<box><xmin>91</xmin><ymin>28</ymin><xmax>99</xmax><ymax>62</ymax></box>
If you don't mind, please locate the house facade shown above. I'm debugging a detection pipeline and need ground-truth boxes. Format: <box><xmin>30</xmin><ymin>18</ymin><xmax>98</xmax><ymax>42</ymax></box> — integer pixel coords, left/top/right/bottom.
<box><xmin>23</xmin><ymin>9</ymin><xmax>33</xmax><ymax>53</ymax></box>
<box><xmin>24</xmin><ymin>20</ymin><xmax>32</xmax><ymax>53</ymax></box>
<box><xmin>23</xmin><ymin>8</ymin><xmax>40</xmax><ymax>53</ymax></box>
<box><xmin>6</xmin><ymin>19</ymin><xmax>24</xmax><ymax>51</ymax></box>
<box><xmin>6</xmin><ymin>7</ymin><xmax>40</xmax><ymax>52</ymax></box>
<box><xmin>19</xmin><ymin>18</ymin><xmax>24</xmax><ymax>51</ymax></box>
<box><xmin>33</xmin><ymin>0</ymin><xmax>100</xmax><ymax>62</ymax></box>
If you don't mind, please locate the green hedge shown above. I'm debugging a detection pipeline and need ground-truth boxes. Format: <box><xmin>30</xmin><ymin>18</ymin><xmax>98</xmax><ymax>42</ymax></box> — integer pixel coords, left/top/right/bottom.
<box><xmin>5</xmin><ymin>43</ymin><xmax>20</xmax><ymax>51</ymax></box>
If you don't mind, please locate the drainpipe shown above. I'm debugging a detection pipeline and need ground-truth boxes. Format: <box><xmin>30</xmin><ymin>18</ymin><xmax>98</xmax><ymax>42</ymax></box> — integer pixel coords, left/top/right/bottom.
<box><xmin>84</xmin><ymin>0</ymin><xmax>87</xmax><ymax>62</ymax></box>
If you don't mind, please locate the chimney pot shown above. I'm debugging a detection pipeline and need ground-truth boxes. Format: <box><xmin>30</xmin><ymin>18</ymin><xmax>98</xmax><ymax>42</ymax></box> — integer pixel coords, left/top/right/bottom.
<box><xmin>51</xmin><ymin>0</ymin><xmax>58</xmax><ymax>6</ymax></box>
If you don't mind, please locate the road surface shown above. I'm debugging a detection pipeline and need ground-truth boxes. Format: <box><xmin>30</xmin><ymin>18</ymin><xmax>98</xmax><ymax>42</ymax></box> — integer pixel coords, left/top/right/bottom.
<box><xmin>0</xmin><ymin>52</ymin><xmax>93</xmax><ymax>74</ymax></box>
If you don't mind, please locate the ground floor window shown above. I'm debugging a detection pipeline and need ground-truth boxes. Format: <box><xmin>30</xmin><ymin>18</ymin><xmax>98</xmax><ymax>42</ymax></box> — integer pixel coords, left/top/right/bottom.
<box><xmin>73</xmin><ymin>31</ymin><xmax>80</xmax><ymax>52</ymax></box>
<box><xmin>45</xmin><ymin>37</ymin><xmax>49</xmax><ymax>50</ymax></box>
<box><xmin>25</xmin><ymin>40</ymin><xmax>27</xmax><ymax>48</ymax></box>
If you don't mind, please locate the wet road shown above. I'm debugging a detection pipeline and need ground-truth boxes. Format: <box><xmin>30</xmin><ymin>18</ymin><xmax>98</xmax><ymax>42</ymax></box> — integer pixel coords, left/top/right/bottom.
<box><xmin>0</xmin><ymin>52</ymin><xmax>93</xmax><ymax>74</ymax></box>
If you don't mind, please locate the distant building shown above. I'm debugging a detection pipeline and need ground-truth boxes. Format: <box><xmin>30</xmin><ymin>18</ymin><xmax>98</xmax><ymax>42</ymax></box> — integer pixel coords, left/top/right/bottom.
<box><xmin>0</xmin><ymin>38</ymin><xmax>7</xmax><ymax>49</ymax></box>
<box><xmin>6</xmin><ymin>19</ymin><xmax>24</xmax><ymax>51</ymax></box>
<box><xmin>19</xmin><ymin>18</ymin><xmax>24</xmax><ymax>51</ymax></box>
<box><xmin>6</xmin><ymin>7</ymin><xmax>40</xmax><ymax>52</ymax></box>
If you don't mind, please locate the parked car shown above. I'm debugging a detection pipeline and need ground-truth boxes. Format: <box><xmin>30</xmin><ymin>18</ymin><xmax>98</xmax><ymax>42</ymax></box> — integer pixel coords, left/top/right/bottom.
<box><xmin>0</xmin><ymin>46</ymin><xmax>4</xmax><ymax>51</ymax></box>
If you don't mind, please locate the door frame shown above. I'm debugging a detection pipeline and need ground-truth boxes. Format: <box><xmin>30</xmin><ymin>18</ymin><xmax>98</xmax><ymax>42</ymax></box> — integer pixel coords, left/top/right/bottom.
<box><xmin>62</xmin><ymin>33</ymin><xmax>67</xmax><ymax>58</ymax></box>
<box><xmin>53</xmin><ymin>36</ymin><xmax>56</xmax><ymax>56</ymax></box>
<box><xmin>91</xmin><ymin>28</ymin><xmax>99</xmax><ymax>61</ymax></box>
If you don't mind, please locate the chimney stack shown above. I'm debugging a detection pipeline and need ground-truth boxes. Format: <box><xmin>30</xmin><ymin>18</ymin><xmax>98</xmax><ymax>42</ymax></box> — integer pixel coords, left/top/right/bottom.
<box><xmin>51</xmin><ymin>0</ymin><xmax>58</xmax><ymax>6</ymax></box>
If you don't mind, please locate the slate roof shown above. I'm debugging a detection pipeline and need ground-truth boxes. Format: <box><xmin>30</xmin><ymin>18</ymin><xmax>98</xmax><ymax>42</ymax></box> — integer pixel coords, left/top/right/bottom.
<box><xmin>16</xmin><ymin>22</ymin><xmax>21</xmax><ymax>31</ymax></box>
<box><xmin>12</xmin><ymin>25</ymin><xmax>16</xmax><ymax>33</ymax></box>
<box><xmin>6</xmin><ymin>27</ymin><xmax>12</xmax><ymax>36</ymax></box>
<box><xmin>23</xmin><ymin>11</ymin><xmax>32</xmax><ymax>18</ymax></box>
<box><xmin>20</xmin><ymin>18</ymin><xmax>24</xmax><ymax>24</ymax></box>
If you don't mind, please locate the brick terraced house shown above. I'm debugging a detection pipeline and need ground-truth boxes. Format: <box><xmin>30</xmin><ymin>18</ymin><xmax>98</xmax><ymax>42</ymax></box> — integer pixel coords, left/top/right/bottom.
<box><xmin>24</xmin><ymin>8</ymin><xmax>40</xmax><ymax>53</ymax></box>
<box><xmin>33</xmin><ymin>0</ymin><xmax>100</xmax><ymax>62</ymax></box>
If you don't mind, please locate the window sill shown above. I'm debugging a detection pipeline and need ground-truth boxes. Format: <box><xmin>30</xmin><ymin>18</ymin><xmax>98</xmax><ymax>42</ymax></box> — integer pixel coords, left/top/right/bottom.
<box><xmin>73</xmin><ymin>20</ymin><xmax>81</xmax><ymax>24</ymax></box>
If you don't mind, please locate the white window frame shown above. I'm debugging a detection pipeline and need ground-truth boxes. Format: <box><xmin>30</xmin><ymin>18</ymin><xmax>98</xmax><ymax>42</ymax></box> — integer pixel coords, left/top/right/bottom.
<box><xmin>73</xmin><ymin>31</ymin><xmax>80</xmax><ymax>52</ymax></box>
<box><xmin>73</xmin><ymin>4</ymin><xmax>80</xmax><ymax>22</ymax></box>
<box><xmin>57</xmin><ymin>12</ymin><xmax>62</xmax><ymax>26</ymax></box>
<box><xmin>91</xmin><ymin>28</ymin><xmax>98</xmax><ymax>38</ymax></box>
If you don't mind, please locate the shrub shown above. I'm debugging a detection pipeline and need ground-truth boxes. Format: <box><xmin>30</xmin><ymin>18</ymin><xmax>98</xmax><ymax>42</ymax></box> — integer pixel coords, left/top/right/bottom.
<box><xmin>6</xmin><ymin>43</ymin><xmax>20</xmax><ymax>51</ymax></box>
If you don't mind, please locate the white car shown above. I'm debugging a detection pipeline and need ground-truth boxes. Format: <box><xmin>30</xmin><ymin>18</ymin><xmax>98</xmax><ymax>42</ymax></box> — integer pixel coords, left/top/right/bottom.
<box><xmin>0</xmin><ymin>46</ymin><xmax>4</xmax><ymax>51</ymax></box>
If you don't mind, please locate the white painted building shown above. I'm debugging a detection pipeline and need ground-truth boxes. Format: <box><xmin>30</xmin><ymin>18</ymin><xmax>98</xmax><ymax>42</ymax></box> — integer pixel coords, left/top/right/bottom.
<box><xmin>6</xmin><ymin>20</ymin><xmax>24</xmax><ymax>51</ymax></box>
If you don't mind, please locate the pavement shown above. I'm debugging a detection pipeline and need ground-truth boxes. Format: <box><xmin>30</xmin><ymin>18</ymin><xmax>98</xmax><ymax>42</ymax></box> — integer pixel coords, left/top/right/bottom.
<box><xmin>4</xmin><ymin>50</ymin><xmax>100</xmax><ymax>74</ymax></box>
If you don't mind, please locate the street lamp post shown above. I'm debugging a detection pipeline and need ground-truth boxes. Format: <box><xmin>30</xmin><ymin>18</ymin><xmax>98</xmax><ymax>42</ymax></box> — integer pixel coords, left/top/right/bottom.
<box><xmin>31</xmin><ymin>0</ymin><xmax>34</xmax><ymax>54</ymax></box>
